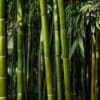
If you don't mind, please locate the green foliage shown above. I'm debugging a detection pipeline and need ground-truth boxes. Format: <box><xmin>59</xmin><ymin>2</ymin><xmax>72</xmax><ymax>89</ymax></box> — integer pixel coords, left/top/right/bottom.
<box><xmin>69</xmin><ymin>36</ymin><xmax>85</xmax><ymax>58</ymax></box>
<box><xmin>96</xmin><ymin>16</ymin><xmax>100</xmax><ymax>30</ymax></box>
<box><xmin>66</xmin><ymin>1</ymin><xmax>100</xmax><ymax>58</ymax></box>
<box><xmin>65</xmin><ymin>4</ymin><xmax>78</xmax><ymax>35</ymax></box>
<box><xmin>5</xmin><ymin>0</ymin><xmax>100</xmax><ymax>100</ymax></box>
<box><xmin>79</xmin><ymin>37</ymin><xmax>84</xmax><ymax>58</ymax></box>
<box><xmin>69</xmin><ymin>38</ymin><xmax>78</xmax><ymax>58</ymax></box>
<box><xmin>65</xmin><ymin>3</ymin><xmax>85</xmax><ymax>58</ymax></box>
<box><xmin>79</xmin><ymin>1</ymin><xmax>100</xmax><ymax>32</ymax></box>
<box><xmin>8</xmin><ymin>0</ymin><xmax>16</xmax><ymax>20</ymax></box>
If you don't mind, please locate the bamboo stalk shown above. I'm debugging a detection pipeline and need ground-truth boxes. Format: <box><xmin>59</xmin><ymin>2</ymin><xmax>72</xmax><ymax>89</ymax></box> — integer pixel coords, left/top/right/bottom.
<box><xmin>57</xmin><ymin>0</ymin><xmax>71</xmax><ymax>100</ymax></box>
<box><xmin>39</xmin><ymin>0</ymin><xmax>54</xmax><ymax>100</ymax></box>
<box><xmin>26</xmin><ymin>2</ymin><xmax>32</xmax><ymax>97</ymax></box>
<box><xmin>91</xmin><ymin>34</ymin><xmax>96</xmax><ymax>100</ymax></box>
<box><xmin>53</xmin><ymin>0</ymin><xmax>62</xmax><ymax>100</ymax></box>
<box><xmin>11</xmin><ymin>31</ymin><xmax>17</xmax><ymax>100</ymax></box>
<box><xmin>0</xmin><ymin>0</ymin><xmax>7</xmax><ymax>100</ymax></box>
<box><xmin>17</xmin><ymin>0</ymin><xmax>23</xmax><ymax>100</ymax></box>
<box><xmin>96</xmin><ymin>30</ymin><xmax>100</xmax><ymax>100</ymax></box>
<box><xmin>38</xmin><ymin>31</ymin><xmax>44</xmax><ymax>100</ymax></box>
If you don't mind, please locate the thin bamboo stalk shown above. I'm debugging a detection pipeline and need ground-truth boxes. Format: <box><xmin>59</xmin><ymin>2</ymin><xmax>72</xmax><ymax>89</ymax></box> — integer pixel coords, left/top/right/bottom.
<box><xmin>26</xmin><ymin>2</ymin><xmax>32</xmax><ymax>95</ymax></box>
<box><xmin>57</xmin><ymin>0</ymin><xmax>71</xmax><ymax>100</ymax></box>
<box><xmin>96</xmin><ymin>30</ymin><xmax>100</xmax><ymax>100</ymax></box>
<box><xmin>17</xmin><ymin>0</ymin><xmax>23</xmax><ymax>100</ymax></box>
<box><xmin>11</xmin><ymin>31</ymin><xmax>17</xmax><ymax>100</ymax></box>
<box><xmin>85</xmin><ymin>25</ymin><xmax>91</xmax><ymax>100</ymax></box>
<box><xmin>91</xmin><ymin>34</ymin><xmax>96</xmax><ymax>100</ymax></box>
<box><xmin>39</xmin><ymin>0</ymin><xmax>54</xmax><ymax>100</ymax></box>
<box><xmin>38</xmin><ymin>31</ymin><xmax>44</xmax><ymax>100</ymax></box>
<box><xmin>53</xmin><ymin>0</ymin><xmax>62</xmax><ymax>100</ymax></box>
<box><xmin>0</xmin><ymin>0</ymin><xmax>7</xmax><ymax>100</ymax></box>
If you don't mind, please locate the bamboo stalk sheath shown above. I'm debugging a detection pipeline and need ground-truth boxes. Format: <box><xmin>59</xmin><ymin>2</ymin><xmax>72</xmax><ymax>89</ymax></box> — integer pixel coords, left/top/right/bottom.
<box><xmin>17</xmin><ymin>0</ymin><xmax>23</xmax><ymax>100</ymax></box>
<box><xmin>57</xmin><ymin>0</ymin><xmax>71</xmax><ymax>100</ymax></box>
<box><xmin>39</xmin><ymin>0</ymin><xmax>54</xmax><ymax>100</ymax></box>
<box><xmin>0</xmin><ymin>0</ymin><xmax>7</xmax><ymax>100</ymax></box>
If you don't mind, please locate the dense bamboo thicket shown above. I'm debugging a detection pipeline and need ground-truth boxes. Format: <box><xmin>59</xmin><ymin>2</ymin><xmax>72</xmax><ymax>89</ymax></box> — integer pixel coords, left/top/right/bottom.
<box><xmin>0</xmin><ymin>0</ymin><xmax>100</xmax><ymax>100</ymax></box>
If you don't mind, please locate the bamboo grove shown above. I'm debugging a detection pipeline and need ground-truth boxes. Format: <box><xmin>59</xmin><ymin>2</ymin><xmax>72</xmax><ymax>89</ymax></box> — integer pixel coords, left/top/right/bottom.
<box><xmin>0</xmin><ymin>0</ymin><xmax>100</xmax><ymax>100</ymax></box>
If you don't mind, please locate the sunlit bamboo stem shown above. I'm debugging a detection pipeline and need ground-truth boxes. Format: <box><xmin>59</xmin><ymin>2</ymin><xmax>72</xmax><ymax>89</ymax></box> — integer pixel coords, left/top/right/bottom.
<box><xmin>0</xmin><ymin>0</ymin><xmax>7</xmax><ymax>100</ymax></box>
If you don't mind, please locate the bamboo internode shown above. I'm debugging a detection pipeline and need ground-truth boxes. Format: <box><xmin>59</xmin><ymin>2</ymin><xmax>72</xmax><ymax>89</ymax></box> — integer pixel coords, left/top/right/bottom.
<box><xmin>17</xmin><ymin>0</ymin><xmax>23</xmax><ymax>100</ymax></box>
<box><xmin>0</xmin><ymin>0</ymin><xmax>7</xmax><ymax>100</ymax></box>
<box><xmin>39</xmin><ymin>0</ymin><xmax>54</xmax><ymax>100</ymax></box>
<box><xmin>58</xmin><ymin>0</ymin><xmax>71</xmax><ymax>100</ymax></box>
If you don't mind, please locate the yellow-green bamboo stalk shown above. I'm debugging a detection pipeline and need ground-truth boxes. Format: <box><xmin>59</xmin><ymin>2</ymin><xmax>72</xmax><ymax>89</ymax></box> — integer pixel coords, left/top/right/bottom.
<box><xmin>39</xmin><ymin>0</ymin><xmax>54</xmax><ymax>100</ymax></box>
<box><xmin>53</xmin><ymin>0</ymin><xmax>62</xmax><ymax>100</ymax></box>
<box><xmin>17</xmin><ymin>0</ymin><xmax>23</xmax><ymax>100</ymax></box>
<box><xmin>0</xmin><ymin>0</ymin><xmax>7</xmax><ymax>100</ymax></box>
<box><xmin>57</xmin><ymin>0</ymin><xmax>71</xmax><ymax>100</ymax></box>
<box><xmin>91</xmin><ymin>34</ymin><xmax>96</xmax><ymax>100</ymax></box>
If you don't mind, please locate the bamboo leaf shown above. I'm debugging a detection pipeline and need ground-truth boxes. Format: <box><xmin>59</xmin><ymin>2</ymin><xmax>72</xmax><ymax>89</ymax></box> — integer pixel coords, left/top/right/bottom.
<box><xmin>76</xmin><ymin>15</ymin><xmax>81</xmax><ymax>26</ymax></box>
<box><xmin>69</xmin><ymin>39</ymin><xmax>78</xmax><ymax>58</ymax></box>
<box><xmin>79</xmin><ymin>4</ymin><xmax>92</xmax><ymax>13</ymax></box>
<box><xmin>79</xmin><ymin>37</ymin><xmax>85</xmax><ymax>58</ymax></box>
<box><xmin>96</xmin><ymin>17</ymin><xmax>100</xmax><ymax>30</ymax></box>
<box><xmin>91</xmin><ymin>24</ymin><xmax>96</xmax><ymax>34</ymax></box>
<box><xmin>86</xmin><ymin>18</ymin><xmax>89</xmax><ymax>25</ymax></box>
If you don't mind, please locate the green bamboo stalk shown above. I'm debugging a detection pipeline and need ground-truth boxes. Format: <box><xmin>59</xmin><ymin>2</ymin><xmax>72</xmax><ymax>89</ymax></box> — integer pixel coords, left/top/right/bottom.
<box><xmin>53</xmin><ymin>0</ymin><xmax>62</xmax><ymax>100</ymax></box>
<box><xmin>38</xmin><ymin>31</ymin><xmax>44</xmax><ymax>100</ymax></box>
<box><xmin>17</xmin><ymin>0</ymin><xmax>23</xmax><ymax>100</ymax></box>
<box><xmin>0</xmin><ymin>0</ymin><xmax>7</xmax><ymax>100</ymax></box>
<box><xmin>39</xmin><ymin>0</ymin><xmax>54</xmax><ymax>100</ymax></box>
<box><xmin>26</xmin><ymin>1</ymin><xmax>32</xmax><ymax>92</ymax></box>
<box><xmin>57</xmin><ymin>0</ymin><xmax>71</xmax><ymax>100</ymax></box>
